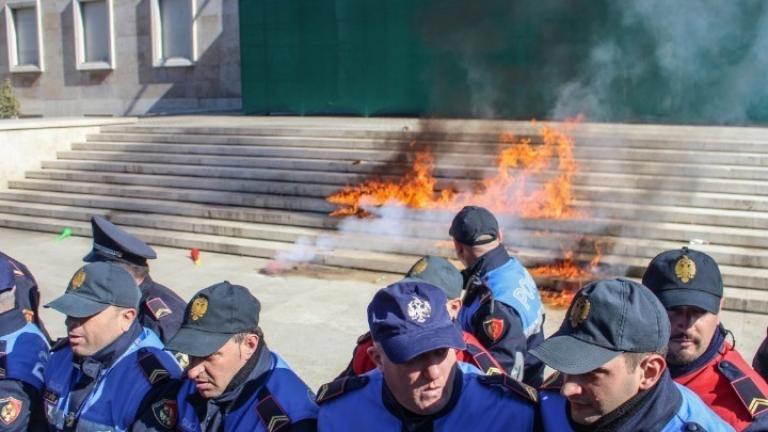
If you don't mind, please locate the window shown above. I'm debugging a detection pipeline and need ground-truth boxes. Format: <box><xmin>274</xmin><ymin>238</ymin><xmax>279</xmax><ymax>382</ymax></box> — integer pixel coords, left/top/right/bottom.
<box><xmin>4</xmin><ymin>0</ymin><xmax>43</xmax><ymax>72</ymax></box>
<box><xmin>73</xmin><ymin>0</ymin><xmax>115</xmax><ymax>70</ymax></box>
<box><xmin>150</xmin><ymin>0</ymin><xmax>196</xmax><ymax>67</ymax></box>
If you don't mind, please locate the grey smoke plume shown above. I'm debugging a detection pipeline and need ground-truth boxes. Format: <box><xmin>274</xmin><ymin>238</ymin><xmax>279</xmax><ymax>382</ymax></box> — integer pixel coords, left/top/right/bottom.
<box><xmin>554</xmin><ymin>1</ymin><xmax>768</xmax><ymax>124</ymax></box>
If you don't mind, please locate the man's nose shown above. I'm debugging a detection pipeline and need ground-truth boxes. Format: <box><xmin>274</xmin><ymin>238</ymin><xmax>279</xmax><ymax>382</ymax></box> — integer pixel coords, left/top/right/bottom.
<box><xmin>561</xmin><ymin>378</ymin><xmax>582</xmax><ymax>399</ymax></box>
<box><xmin>423</xmin><ymin>363</ymin><xmax>442</xmax><ymax>381</ymax></box>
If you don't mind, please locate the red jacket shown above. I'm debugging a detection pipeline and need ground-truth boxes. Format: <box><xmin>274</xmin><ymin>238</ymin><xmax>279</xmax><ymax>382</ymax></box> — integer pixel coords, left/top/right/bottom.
<box><xmin>674</xmin><ymin>342</ymin><xmax>768</xmax><ymax>431</ymax></box>
<box><xmin>338</xmin><ymin>331</ymin><xmax>505</xmax><ymax>378</ymax></box>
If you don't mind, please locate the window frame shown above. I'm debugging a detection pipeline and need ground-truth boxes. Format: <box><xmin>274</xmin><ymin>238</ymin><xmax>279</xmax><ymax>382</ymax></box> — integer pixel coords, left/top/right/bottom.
<box><xmin>4</xmin><ymin>0</ymin><xmax>44</xmax><ymax>73</ymax></box>
<box><xmin>150</xmin><ymin>0</ymin><xmax>197</xmax><ymax>68</ymax></box>
<box><xmin>72</xmin><ymin>0</ymin><xmax>115</xmax><ymax>71</ymax></box>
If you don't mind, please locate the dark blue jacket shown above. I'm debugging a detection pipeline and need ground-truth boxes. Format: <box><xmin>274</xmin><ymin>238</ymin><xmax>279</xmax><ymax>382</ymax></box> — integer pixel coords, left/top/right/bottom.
<box><xmin>138</xmin><ymin>276</ymin><xmax>185</xmax><ymax>344</ymax></box>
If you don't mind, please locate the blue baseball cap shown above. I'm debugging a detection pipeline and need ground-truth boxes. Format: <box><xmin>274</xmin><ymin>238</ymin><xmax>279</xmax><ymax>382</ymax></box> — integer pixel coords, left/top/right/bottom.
<box><xmin>402</xmin><ymin>256</ymin><xmax>463</xmax><ymax>299</ymax></box>
<box><xmin>83</xmin><ymin>216</ymin><xmax>157</xmax><ymax>267</ymax></box>
<box><xmin>45</xmin><ymin>262</ymin><xmax>141</xmax><ymax>318</ymax></box>
<box><xmin>642</xmin><ymin>247</ymin><xmax>723</xmax><ymax>314</ymax></box>
<box><xmin>0</xmin><ymin>259</ymin><xmax>14</xmax><ymax>291</ymax></box>
<box><xmin>367</xmin><ymin>281</ymin><xmax>465</xmax><ymax>364</ymax></box>
<box><xmin>449</xmin><ymin>206</ymin><xmax>500</xmax><ymax>246</ymax></box>
<box><xmin>530</xmin><ymin>278</ymin><xmax>671</xmax><ymax>375</ymax></box>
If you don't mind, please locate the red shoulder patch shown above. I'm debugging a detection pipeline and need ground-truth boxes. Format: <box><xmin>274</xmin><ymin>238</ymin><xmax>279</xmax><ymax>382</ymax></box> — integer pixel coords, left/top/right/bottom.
<box><xmin>0</xmin><ymin>397</ymin><xmax>22</xmax><ymax>426</ymax></box>
<box><xmin>483</xmin><ymin>318</ymin><xmax>505</xmax><ymax>342</ymax></box>
<box><xmin>151</xmin><ymin>399</ymin><xmax>177</xmax><ymax>429</ymax></box>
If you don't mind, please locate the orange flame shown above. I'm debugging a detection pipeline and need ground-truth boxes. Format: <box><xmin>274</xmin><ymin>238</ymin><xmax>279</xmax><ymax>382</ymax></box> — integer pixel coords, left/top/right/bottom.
<box><xmin>327</xmin><ymin>122</ymin><xmax>580</xmax><ymax>219</ymax></box>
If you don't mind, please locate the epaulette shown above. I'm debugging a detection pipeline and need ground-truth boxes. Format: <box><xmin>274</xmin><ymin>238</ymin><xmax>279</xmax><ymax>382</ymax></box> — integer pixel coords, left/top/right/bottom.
<box><xmin>540</xmin><ymin>371</ymin><xmax>564</xmax><ymax>391</ymax></box>
<box><xmin>315</xmin><ymin>375</ymin><xmax>370</xmax><ymax>404</ymax></box>
<box><xmin>356</xmin><ymin>332</ymin><xmax>372</xmax><ymax>345</ymax></box>
<box><xmin>145</xmin><ymin>297</ymin><xmax>174</xmax><ymax>320</ymax></box>
<box><xmin>51</xmin><ymin>337</ymin><xmax>69</xmax><ymax>352</ymax></box>
<box><xmin>718</xmin><ymin>359</ymin><xmax>768</xmax><ymax>418</ymax></box>
<box><xmin>138</xmin><ymin>348</ymin><xmax>171</xmax><ymax>385</ymax></box>
<box><xmin>478</xmin><ymin>373</ymin><xmax>538</xmax><ymax>403</ymax></box>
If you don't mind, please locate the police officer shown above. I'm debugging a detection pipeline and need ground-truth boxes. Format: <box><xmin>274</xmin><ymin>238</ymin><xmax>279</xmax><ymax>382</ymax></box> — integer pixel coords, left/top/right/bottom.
<box><xmin>317</xmin><ymin>281</ymin><xmax>538</xmax><ymax>431</ymax></box>
<box><xmin>42</xmin><ymin>262</ymin><xmax>182</xmax><ymax>430</ymax></box>
<box><xmin>337</xmin><ymin>255</ymin><xmax>505</xmax><ymax>378</ymax></box>
<box><xmin>0</xmin><ymin>250</ymin><xmax>50</xmax><ymax>339</ymax></box>
<box><xmin>449</xmin><ymin>205</ymin><xmax>545</xmax><ymax>385</ymax></box>
<box><xmin>83</xmin><ymin>216</ymin><xmax>185</xmax><ymax>343</ymax></box>
<box><xmin>0</xmin><ymin>259</ymin><xmax>49</xmax><ymax>431</ymax></box>
<box><xmin>530</xmin><ymin>278</ymin><xmax>732</xmax><ymax>431</ymax></box>
<box><xmin>132</xmin><ymin>281</ymin><xmax>318</xmax><ymax>431</ymax></box>
<box><xmin>643</xmin><ymin>248</ymin><xmax>768</xmax><ymax>431</ymax></box>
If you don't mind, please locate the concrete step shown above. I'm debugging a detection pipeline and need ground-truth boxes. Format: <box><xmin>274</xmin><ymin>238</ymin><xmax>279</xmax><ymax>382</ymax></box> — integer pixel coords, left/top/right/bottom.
<box><xmin>89</xmin><ymin>131</ymin><xmax>768</xmax><ymax>154</ymax></box>
<box><xmin>71</xmin><ymin>141</ymin><xmax>768</xmax><ymax>167</ymax></box>
<box><xmin>0</xmin><ymin>210</ymin><xmax>765</xmax><ymax>297</ymax></box>
<box><xmin>38</xmin><ymin>161</ymin><xmax>768</xmax><ymax>197</ymax></box>
<box><xmin>13</xmin><ymin>174</ymin><xmax>768</xmax><ymax>214</ymax></box>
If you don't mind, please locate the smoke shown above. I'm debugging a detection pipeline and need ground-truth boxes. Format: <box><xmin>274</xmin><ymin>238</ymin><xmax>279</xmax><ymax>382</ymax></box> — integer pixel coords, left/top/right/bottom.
<box><xmin>553</xmin><ymin>1</ymin><xmax>768</xmax><ymax>124</ymax></box>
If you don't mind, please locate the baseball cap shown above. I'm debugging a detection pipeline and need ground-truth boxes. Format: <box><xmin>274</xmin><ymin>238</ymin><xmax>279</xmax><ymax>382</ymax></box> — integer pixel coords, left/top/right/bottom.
<box><xmin>45</xmin><ymin>262</ymin><xmax>141</xmax><ymax>318</ymax></box>
<box><xmin>402</xmin><ymin>256</ymin><xmax>463</xmax><ymax>299</ymax></box>
<box><xmin>642</xmin><ymin>247</ymin><xmax>723</xmax><ymax>314</ymax></box>
<box><xmin>166</xmin><ymin>281</ymin><xmax>261</xmax><ymax>357</ymax></box>
<box><xmin>0</xmin><ymin>259</ymin><xmax>14</xmax><ymax>291</ymax></box>
<box><xmin>83</xmin><ymin>216</ymin><xmax>157</xmax><ymax>267</ymax></box>
<box><xmin>449</xmin><ymin>206</ymin><xmax>499</xmax><ymax>246</ymax></box>
<box><xmin>368</xmin><ymin>281</ymin><xmax>465</xmax><ymax>364</ymax></box>
<box><xmin>530</xmin><ymin>278</ymin><xmax>670</xmax><ymax>375</ymax></box>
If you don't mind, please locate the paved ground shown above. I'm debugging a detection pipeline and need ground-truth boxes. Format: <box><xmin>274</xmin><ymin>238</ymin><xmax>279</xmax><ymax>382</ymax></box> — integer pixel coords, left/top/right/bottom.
<box><xmin>2</xmin><ymin>226</ymin><xmax>767</xmax><ymax>390</ymax></box>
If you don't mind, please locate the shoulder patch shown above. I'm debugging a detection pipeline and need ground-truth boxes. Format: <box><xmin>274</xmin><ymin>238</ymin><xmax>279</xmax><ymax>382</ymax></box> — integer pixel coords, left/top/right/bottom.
<box><xmin>145</xmin><ymin>297</ymin><xmax>173</xmax><ymax>320</ymax></box>
<box><xmin>151</xmin><ymin>399</ymin><xmax>178</xmax><ymax>429</ymax></box>
<box><xmin>541</xmin><ymin>371</ymin><xmax>564</xmax><ymax>390</ymax></box>
<box><xmin>718</xmin><ymin>359</ymin><xmax>768</xmax><ymax>418</ymax></box>
<box><xmin>138</xmin><ymin>349</ymin><xmax>171</xmax><ymax>385</ymax></box>
<box><xmin>316</xmin><ymin>375</ymin><xmax>370</xmax><ymax>404</ymax></box>
<box><xmin>0</xmin><ymin>397</ymin><xmax>21</xmax><ymax>426</ymax></box>
<box><xmin>478</xmin><ymin>373</ymin><xmax>538</xmax><ymax>404</ymax></box>
<box><xmin>255</xmin><ymin>387</ymin><xmax>291</xmax><ymax>432</ymax></box>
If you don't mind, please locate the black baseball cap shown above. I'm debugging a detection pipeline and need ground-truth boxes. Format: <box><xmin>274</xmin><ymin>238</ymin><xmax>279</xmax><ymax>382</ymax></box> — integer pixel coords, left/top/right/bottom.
<box><xmin>642</xmin><ymin>247</ymin><xmax>723</xmax><ymax>314</ymax></box>
<box><xmin>0</xmin><ymin>259</ymin><xmax>13</xmax><ymax>291</ymax></box>
<box><xmin>368</xmin><ymin>281</ymin><xmax>465</xmax><ymax>364</ymax></box>
<box><xmin>402</xmin><ymin>256</ymin><xmax>463</xmax><ymax>299</ymax></box>
<box><xmin>83</xmin><ymin>216</ymin><xmax>157</xmax><ymax>267</ymax></box>
<box><xmin>449</xmin><ymin>206</ymin><xmax>499</xmax><ymax>246</ymax></box>
<box><xmin>530</xmin><ymin>278</ymin><xmax>670</xmax><ymax>375</ymax></box>
<box><xmin>45</xmin><ymin>262</ymin><xmax>141</xmax><ymax>318</ymax></box>
<box><xmin>166</xmin><ymin>281</ymin><xmax>261</xmax><ymax>357</ymax></box>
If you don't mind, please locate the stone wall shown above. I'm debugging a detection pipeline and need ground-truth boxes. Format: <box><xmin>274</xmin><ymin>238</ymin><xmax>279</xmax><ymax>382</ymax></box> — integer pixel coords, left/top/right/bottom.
<box><xmin>0</xmin><ymin>0</ymin><xmax>241</xmax><ymax>117</ymax></box>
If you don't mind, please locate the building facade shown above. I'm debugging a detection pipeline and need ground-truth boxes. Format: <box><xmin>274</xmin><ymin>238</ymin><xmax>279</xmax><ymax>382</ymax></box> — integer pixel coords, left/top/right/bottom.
<box><xmin>0</xmin><ymin>0</ymin><xmax>241</xmax><ymax>116</ymax></box>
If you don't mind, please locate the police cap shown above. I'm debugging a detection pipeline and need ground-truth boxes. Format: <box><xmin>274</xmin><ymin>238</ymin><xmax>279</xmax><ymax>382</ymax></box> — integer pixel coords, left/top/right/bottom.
<box><xmin>83</xmin><ymin>216</ymin><xmax>157</xmax><ymax>267</ymax></box>
<box><xmin>166</xmin><ymin>281</ymin><xmax>261</xmax><ymax>357</ymax></box>
<box><xmin>530</xmin><ymin>278</ymin><xmax>670</xmax><ymax>375</ymax></box>
<box><xmin>0</xmin><ymin>259</ymin><xmax>13</xmax><ymax>291</ymax></box>
<box><xmin>401</xmin><ymin>255</ymin><xmax>463</xmax><ymax>299</ymax></box>
<box><xmin>449</xmin><ymin>206</ymin><xmax>499</xmax><ymax>246</ymax></box>
<box><xmin>642</xmin><ymin>247</ymin><xmax>723</xmax><ymax>314</ymax></box>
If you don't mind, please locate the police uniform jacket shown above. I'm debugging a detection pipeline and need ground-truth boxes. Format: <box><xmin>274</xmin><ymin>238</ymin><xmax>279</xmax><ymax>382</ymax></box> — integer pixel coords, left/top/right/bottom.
<box><xmin>0</xmin><ymin>308</ymin><xmax>49</xmax><ymax>431</ymax></box>
<box><xmin>43</xmin><ymin>323</ymin><xmax>182</xmax><ymax>431</ymax></box>
<box><xmin>458</xmin><ymin>245</ymin><xmax>545</xmax><ymax>385</ymax></box>
<box><xmin>317</xmin><ymin>365</ymin><xmax>538</xmax><ymax>431</ymax></box>
<box><xmin>539</xmin><ymin>370</ymin><xmax>734</xmax><ymax>432</ymax></box>
<box><xmin>0</xmin><ymin>252</ymin><xmax>50</xmax><ymax>339</ymax></box>
<box><xmin>671</xmin><ymin>326</ymin><xmax>768</xmax><ymax>431</ymax></box>
<box><xmin>138</xmin><ymin>276</ymin><xmax>185</xmax><ymax>344</ymax></box>
<box><xmin>133</xmin><ymin>343</ymin><xmax>318</xmax><ymax>431</ymax></box>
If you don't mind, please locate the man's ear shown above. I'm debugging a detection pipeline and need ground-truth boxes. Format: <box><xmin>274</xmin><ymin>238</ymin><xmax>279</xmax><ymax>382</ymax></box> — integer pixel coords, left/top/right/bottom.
<box><xmin>367</xmin><ymin>344</ymin><xmax>384</xmax><ymax>369</ymax></box>
<box><xmin>243</xmin><ymin>333</ymin><xmax>260</xmax><ymax>357</ymax></box>
<box><xmin>638</xmin><ymin>354</ymin><xmax>666</xmax><ymax>391</ymax></box>
<box><xmin>120</xmin><ymin>308</ymin><xmax>137</xmax><ymax>331</ymax></box>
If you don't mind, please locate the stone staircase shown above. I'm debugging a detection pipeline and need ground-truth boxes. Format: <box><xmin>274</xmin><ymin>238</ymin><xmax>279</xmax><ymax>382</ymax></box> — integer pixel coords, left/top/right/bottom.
<box><xmin>1</xmin><ymin>116</ymin><xmax>767</xmax><ymax>313</ymax></box>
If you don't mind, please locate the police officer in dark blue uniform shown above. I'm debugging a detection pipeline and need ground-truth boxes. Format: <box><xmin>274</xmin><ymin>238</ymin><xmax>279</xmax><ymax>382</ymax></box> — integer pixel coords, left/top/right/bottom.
<box><xmin>42</xmin><ymin>261</ymin><xmax>182</xmax><ymax>430</ymax></box>
<box><xmin>0</xmin><ymin>250</ymin><xmax>50</xmax><ymax>340</ymax></box>
<box><xmin>316</xmin><ymin>281</ymin><xmax>538</xmax><ymax>431</ymax></box>
<box><xmin>530</xmin><ymin>278</ymin><xmax>733</xmax><ymax>431</ymax></box>
<box><xmin>0</xmin><ymin>258</ymin><xmax>49</xmax><ymax>431</ymax></box>
<box><xmin>449</xmin><ymin>206</ymin><xmax>545</xmax><ymax>386</ymax></box>
<box><xmin>132</xmin><ymin>281</ymin><xmax>318</xmax><ymax>431</ymax></box>
<box><xmin>83</xmin><ymin>216</ymin><xmax>185</xmax><ymax>343</ymax></box>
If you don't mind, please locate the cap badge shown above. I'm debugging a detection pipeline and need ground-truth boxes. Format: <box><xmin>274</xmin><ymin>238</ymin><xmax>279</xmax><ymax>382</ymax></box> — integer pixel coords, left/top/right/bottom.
<box><xmin>569</xmin><ymin>296</ymin><xmax>591</xmax><ymax>328</ymax></box>
<box><xmin>407</xmin><ymin>295</ymin><xmax>432</xmax><ymax>323</ymax></box>
<box><xmin>189</xmin><ymin>297</ymin><xmax>208</xmax><ymax>321</ymax></box>
<box><xmin>409</xmin><ymin>258</ymin><xmax>428</xmax><ymax>276</ymax></box>
<box><xmin>675</xmin><ymin>255</ymin><xmax>697</xmax><ymax>283</ymax></box>
<box><xmin>70</xmin><ymin>269</ymin><xmax>87</xmax><ymax>290</ymax></box>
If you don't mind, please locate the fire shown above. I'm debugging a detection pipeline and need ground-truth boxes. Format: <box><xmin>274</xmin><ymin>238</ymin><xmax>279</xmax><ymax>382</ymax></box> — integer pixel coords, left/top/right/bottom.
<box><xmin>327</xmin><ymin>121</ymin><xmax>580</xmax><ymax>219</ymax></box>
<box><xmin>530</xmin><ymin>241</ymin><xmax>604</xmax><ymax>308</ymax></box>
